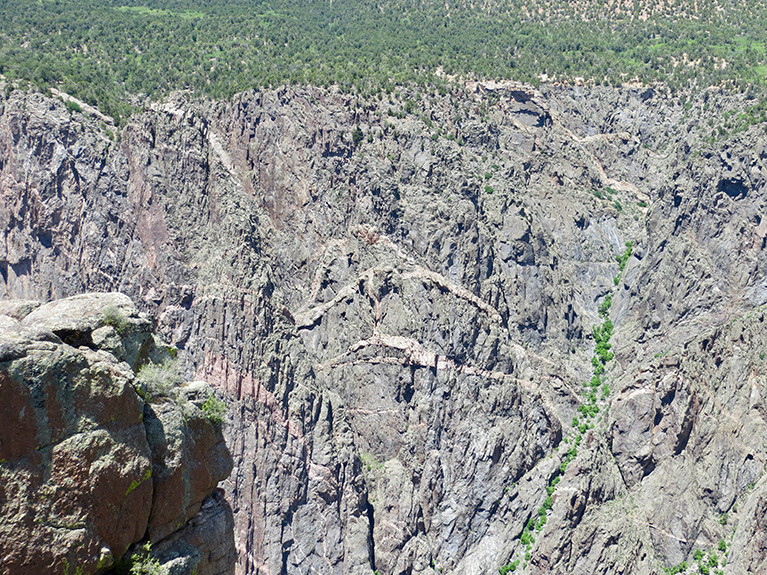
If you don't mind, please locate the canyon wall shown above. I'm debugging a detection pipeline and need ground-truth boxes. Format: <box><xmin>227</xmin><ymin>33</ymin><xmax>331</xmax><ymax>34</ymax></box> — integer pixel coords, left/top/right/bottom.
<box><xmin>1</xmin><ymin>82</ymin><xmax>766</xmax><ymax>574</ymax></box>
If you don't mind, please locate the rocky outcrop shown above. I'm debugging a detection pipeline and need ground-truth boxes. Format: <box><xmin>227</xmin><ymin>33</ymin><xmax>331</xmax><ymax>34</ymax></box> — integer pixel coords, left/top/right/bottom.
<box><xmin>2</xmin><ymin>82</ymin><xmax>767</xmax><ymax>574</ymax></box>
<box><xmin>144</xmin><ymin>380</ymin><xmax>234</xmax><ymax>543</ymax></box>
<box><xmin>0</xmin><ymin>292</ymin><xmax>234</xmax><ymax>574</ymax></box>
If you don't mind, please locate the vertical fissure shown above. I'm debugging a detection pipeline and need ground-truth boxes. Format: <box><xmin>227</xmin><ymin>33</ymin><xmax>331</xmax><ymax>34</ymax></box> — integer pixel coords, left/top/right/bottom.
<box><xmin>366</xmin><ymin>497</ymin><xmax>377</xmax><ymax>572</ymax></box>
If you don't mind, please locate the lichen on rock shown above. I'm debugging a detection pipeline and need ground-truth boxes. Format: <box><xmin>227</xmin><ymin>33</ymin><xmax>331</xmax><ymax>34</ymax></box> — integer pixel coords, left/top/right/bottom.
<box><xmin>0</xmin><ymin>293</ymin><xmax>234</xmax><ymax>575</ymax></box>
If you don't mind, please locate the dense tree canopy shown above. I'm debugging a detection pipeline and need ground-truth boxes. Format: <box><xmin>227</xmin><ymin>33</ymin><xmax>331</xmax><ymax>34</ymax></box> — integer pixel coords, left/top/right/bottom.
<box><xmin>3</xmin><ymin>0</ymin><xmax>767</xmax><ymax>123</ymax></box>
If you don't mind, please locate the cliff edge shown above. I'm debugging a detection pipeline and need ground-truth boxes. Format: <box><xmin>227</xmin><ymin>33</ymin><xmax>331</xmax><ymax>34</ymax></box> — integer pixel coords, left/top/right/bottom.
<box><xmin>0</xmin><ymin>292</ymin><xmax>235</xmax><ymax>575</ymax></box>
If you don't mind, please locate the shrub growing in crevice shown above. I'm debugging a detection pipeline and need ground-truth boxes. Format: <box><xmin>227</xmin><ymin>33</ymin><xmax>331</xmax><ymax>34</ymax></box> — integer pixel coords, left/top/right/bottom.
<box><xmin>201</xmin><ymin>394</ymin><xmax>227</xmax><ymax>425</ymax></box>
<box><xmin>102</xmin><ymin>305</ymin><xmax>131</xmax><ymax>335</ymax></box>
<box><xmin>135</xmin><ymin>359</ymin><xmax>184</xmax><ymax>401</ymax></box>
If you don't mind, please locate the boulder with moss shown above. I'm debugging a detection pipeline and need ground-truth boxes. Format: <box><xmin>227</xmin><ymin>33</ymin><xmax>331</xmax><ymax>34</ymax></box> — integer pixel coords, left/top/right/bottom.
<box><xmin>0</xmin><ymin>293</ymin><xmax>235</xmax><ymax>575</ymax></box>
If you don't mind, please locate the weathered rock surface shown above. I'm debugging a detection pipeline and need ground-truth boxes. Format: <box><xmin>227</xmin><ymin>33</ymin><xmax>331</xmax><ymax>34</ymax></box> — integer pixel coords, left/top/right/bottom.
<box><xmin>2</xmin><ymin>82</ymin><xmax>767</xmax><ymax>574</ymax></box>
<box><xmin>0</xmin><ymin>293</ymin><xmax>234</xmax><ymax>574</ymax></box>
<box><xmin>145</xmin><ymin>380</ymin><xmax>234</xmax><ymax>543</ymax></box>
<box><xmin>0</xmin><ymin>315</ymin><xmax>152</xmax><ymax>574</ymax></box>
<box><xmin>153</xmin><ymin>490</ymin><xmax>237</xmax><ymax>575</ymax></box>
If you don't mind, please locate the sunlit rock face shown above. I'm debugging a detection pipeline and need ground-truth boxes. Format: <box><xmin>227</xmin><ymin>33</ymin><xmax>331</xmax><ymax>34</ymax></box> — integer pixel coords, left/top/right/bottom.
<box><xmin>0</xmin><ymin>293</ymin><xmax>235</xmax><ymax>575</ymax></box>
<box><xmin>2</xmin><ymin>83</ymin><xmax>767</xmax><ymax>574</ymax></box>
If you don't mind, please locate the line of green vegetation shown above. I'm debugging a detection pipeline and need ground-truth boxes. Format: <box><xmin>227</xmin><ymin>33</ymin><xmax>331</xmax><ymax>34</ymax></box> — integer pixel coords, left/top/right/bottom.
<box><xmin>4</xmin><ymin>1</ymin><xmax>767</xmax><ymax>124</ymax></box>
<box><xmin>500</xmin><ymin>240</ymin><xmax>633</xmax><ymax>573</ymax></box>
<box><xmin>613</xmin><ymin>241</ymin><xmax>633</xmax><ymax>286</ymax></box>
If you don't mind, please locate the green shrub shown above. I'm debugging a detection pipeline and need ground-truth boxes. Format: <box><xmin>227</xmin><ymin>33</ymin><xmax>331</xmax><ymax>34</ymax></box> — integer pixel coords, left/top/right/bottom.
<box><xmin>103</xmin><ymin>305</ymin><xmax>131</xmax><ymax>334</ymax></box>
<box><xmin>136</xmin><ymin>359</ymin><xmax>184</xmax><ymax>400</ymax></box>
<box><xmin>485</xmin><ymin>185</ymin><xmax>494</xmax><ymax>194</ymax></box>
<box><xmin>65</xmin><ymin>99</ymin><xmax>82</xmax><ymax>113</ymax></box>
<box><xmin>592</xmin><ymin>357</ymin><xmax>605</xmax><ymax>375</ymax></box>
<box><xmin>616</xmin><ymin>241</ymin><xmax>633</xmax><ymax>272</ymax></box>
<box><xmin>578</xmin><ymin>403</ymin><xmax>600</xmax><ymax>418</ymax></box>
<box><xmin>546</xmin><ymin>476</ymin><xmax>560</xmax><ymax>496</ymax></box>
<box><xmin>352</xmin><ymin>125</ymin><xmax>364</xmax><ymax>145</ymax></box>
<box><xmin>499</xmin><ymin>559</ymin><xmax>519</xmax><ymax>574</ymax></box>
<box><xmin>598</xmin><ymin>294</ymin><xmax>612</xmax><ymax>318</ymax></box>
<box><xmin>201</xmin><ymin>394</ymin><xmax>227</xmax><ymax>425</ymax></box>
<box><xmin>520</xmin><ymin>529</ymin><xmax>534</xmax><ymax>546</ymax></box>
<box><xmin>114</xmin><ymin>543</ymin><xmax>167</xmax><ymax>575</ymax></box>
<box><xmin>593</xmin><ymin>320</ymin><xmax>614</xmax><ymax>365</ymax></box>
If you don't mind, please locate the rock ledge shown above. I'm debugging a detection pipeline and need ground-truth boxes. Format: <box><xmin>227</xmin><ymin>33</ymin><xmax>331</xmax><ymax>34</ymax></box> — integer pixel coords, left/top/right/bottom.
<box><xmin>0</xmin><ymin>293</ymin><xmax>235</xmax><ymax>575</ymax></box>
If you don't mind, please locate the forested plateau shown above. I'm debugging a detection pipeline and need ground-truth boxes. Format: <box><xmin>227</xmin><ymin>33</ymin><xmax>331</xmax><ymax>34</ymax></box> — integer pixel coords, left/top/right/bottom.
<box><xmin>5</xmin><ymin>0</ymin><xmax>767</xmax><ymax>124</ymax></box>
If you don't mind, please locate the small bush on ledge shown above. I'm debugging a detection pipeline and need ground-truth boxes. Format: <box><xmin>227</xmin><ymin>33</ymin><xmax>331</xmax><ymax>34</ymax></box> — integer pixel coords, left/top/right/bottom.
<box><xmin>136</xmin><ymin>359</ymin><xmax>184</xmax><ymax>401</ymax></box>
<box><xmin>113</xmin><ymin>542</ymin><xmax>167</xmax><ymax>575</ymax></box>
<box><xmin>201</xmin><ymin>394</ymin><xmax>227</xmax><ymax>426</ymax></box>
<box><xmin>102</xmin><ymin>304</ymin><xmax>131</xmax><ymax>334</ymax></box>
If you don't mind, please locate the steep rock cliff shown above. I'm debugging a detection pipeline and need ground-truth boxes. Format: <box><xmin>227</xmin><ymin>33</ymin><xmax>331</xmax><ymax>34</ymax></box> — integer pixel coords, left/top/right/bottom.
<box><xmin>0</xmin><ymin>292</ymin><xmax>235</xmax><ymax>574</ymax></box>
<box><xmin>1</xmin><ymin>82</ymin><xmax>767</xmax><ymax>574</ymax></box>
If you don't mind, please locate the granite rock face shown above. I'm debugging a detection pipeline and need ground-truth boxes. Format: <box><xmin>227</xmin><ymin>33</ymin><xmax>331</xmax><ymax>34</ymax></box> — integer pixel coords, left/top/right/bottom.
<box><xmin>2</xmin><ymin>82</ymin><xmax>767</xmax><ymax>574</ymax></box>
<box><xmin>0</xmin><ymin>293</ymin><xmax>234</xmax><ymax>575</ymax></box>
<box><xmin>145</xmin><ymin>380</ymin><xmax>234</xmax><ymax>543</ymax></box>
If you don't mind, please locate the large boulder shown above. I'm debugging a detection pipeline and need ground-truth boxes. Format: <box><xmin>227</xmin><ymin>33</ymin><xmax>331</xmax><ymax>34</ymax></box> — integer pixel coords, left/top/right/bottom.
<box><xmin>0</xmin><ymin>293</ymin><xmax>235</xmax><ymax>575</ymax></box>
<box><xmin>0</xmin><ymin>317</ymin><xmax>153</xmax><ymax>574</ymax></box>
<box><xmin>21</xmin><ymin>292</ymin><xmax>155</xmax><ymax>369</ymax></box>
